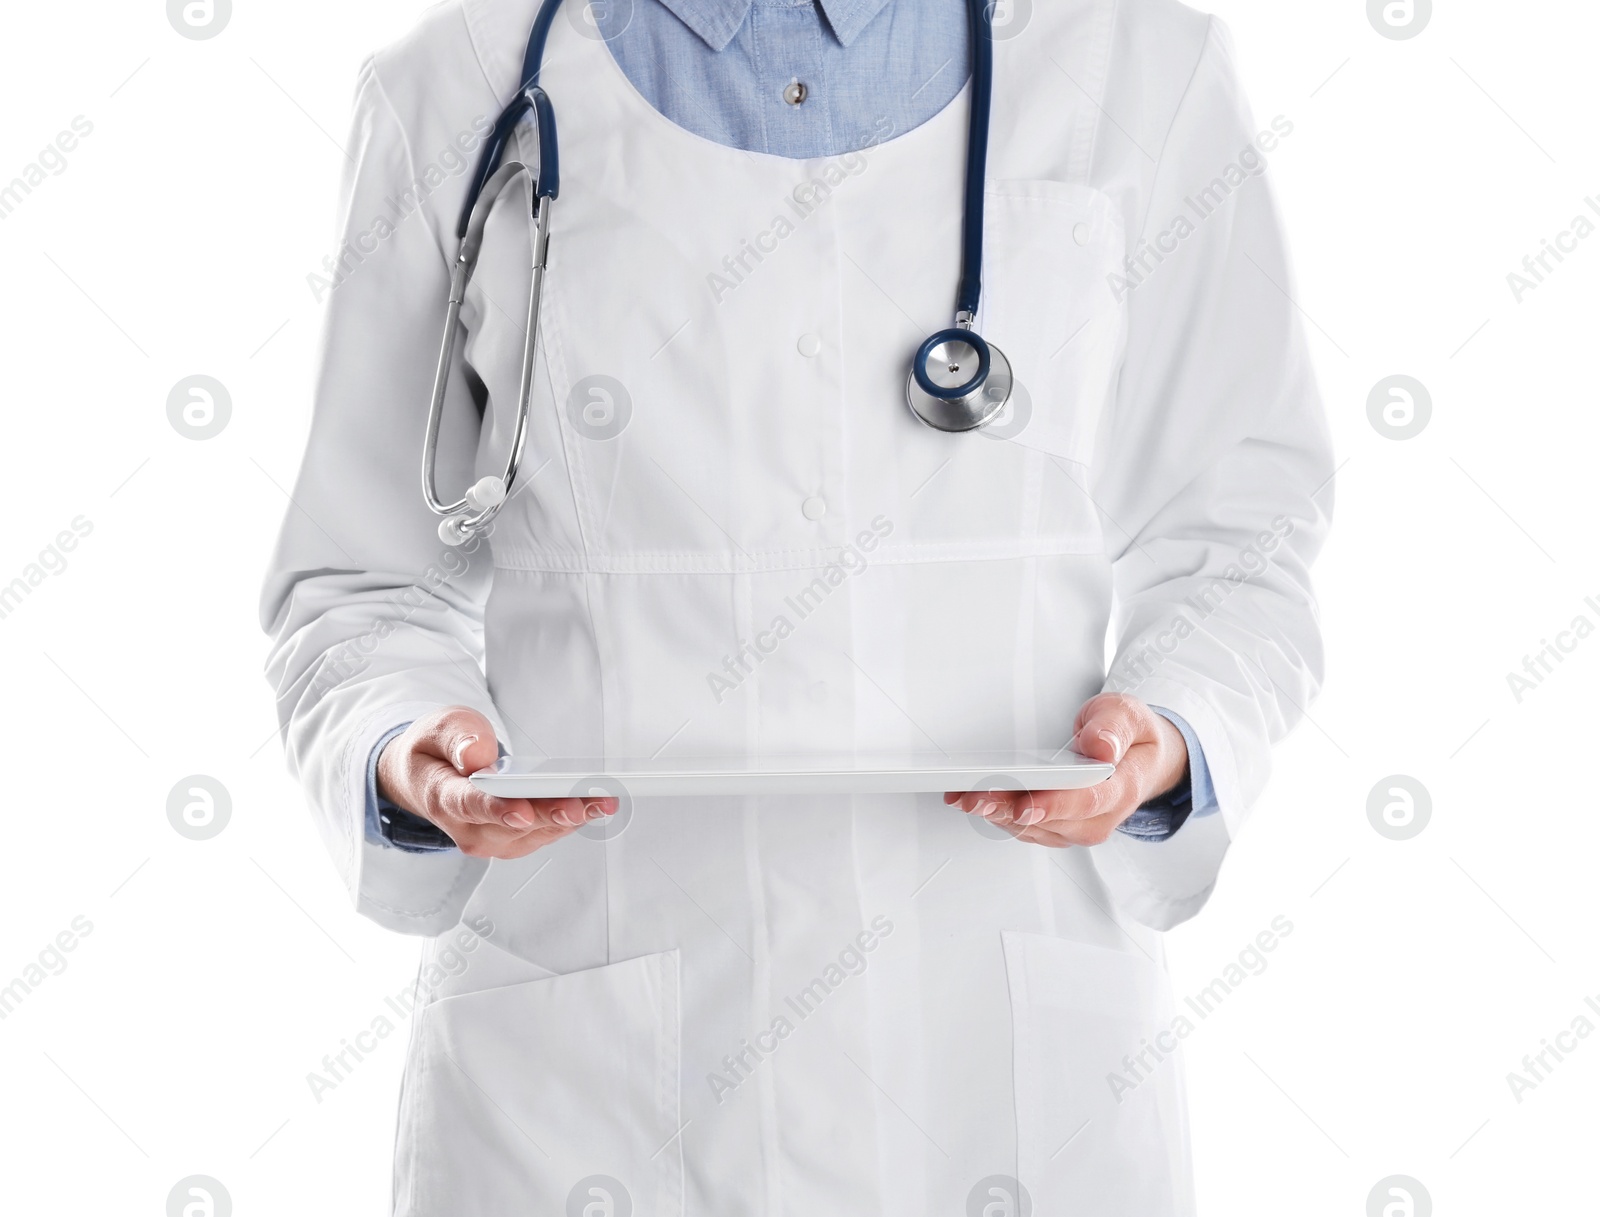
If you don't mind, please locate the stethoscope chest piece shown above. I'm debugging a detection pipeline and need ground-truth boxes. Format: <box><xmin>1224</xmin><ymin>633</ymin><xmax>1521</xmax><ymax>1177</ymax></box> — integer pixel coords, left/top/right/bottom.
<box><xmin>906</xmin><ymin>326</ymin><xmax>1013</xmax><ymax>433</ymax></box>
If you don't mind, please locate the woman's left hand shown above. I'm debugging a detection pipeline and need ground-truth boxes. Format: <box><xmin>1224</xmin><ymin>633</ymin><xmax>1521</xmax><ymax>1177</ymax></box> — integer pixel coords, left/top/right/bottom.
<box><xmin>943</xmin><ymin>692</ymin><xmax>1189</xmax><ymax>847</ymax></box>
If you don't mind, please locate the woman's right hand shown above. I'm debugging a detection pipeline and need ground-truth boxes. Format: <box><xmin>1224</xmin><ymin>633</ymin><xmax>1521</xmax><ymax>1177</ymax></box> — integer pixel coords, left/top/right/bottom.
<box><xmin>376</xmin><ymin>706</ymin><xmax>617</xmax><ymax>859</ymax></box>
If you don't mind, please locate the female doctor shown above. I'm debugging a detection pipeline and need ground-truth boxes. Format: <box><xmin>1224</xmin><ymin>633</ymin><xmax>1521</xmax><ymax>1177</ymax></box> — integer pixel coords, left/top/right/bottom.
<box><xmin>262</xmin><ymin>0</ymin><xmax>1332</xmax><ymax>1212</ymax></box>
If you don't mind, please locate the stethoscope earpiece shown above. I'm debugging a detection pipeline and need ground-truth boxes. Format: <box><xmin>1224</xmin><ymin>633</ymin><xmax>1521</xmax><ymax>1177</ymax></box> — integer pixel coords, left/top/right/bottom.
<box><xmin>465</xmin><ymin>475</ymin><xmax>507</xmax><ymax>512</ymax></box>
<box><xmin>437</xmin><ymin>516</ymin><xmax>474</xmax><ymax>547</ymax></box>
<box><xmin>436</xmin><ymin>476</ymin><xmax>508</xmax><ymax>546</ymax></box>
<box><xmin>906</xmin><ymin>326</ymin><xmax>1013</xmax><ymax>433</ymax></box>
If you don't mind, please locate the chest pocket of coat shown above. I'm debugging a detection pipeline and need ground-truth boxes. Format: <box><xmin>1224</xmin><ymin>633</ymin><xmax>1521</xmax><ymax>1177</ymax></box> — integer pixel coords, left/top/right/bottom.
<box><xmin>977</xmin><ymin>181</ymin><xmax>1127</xmax><ymax>467</ymax></box>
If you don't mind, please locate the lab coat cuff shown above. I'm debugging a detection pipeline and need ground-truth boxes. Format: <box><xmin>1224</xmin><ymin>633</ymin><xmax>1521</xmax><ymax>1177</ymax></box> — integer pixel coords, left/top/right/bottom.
<box><xmin>347</xmin><ymin>702</ymin><xmax>489</xmax><ymax>936</ymax></box>
<box><xmin>1093</xmin><ymin>811</ymin><xmax>1231</xmax><ymax>931</ymax></box>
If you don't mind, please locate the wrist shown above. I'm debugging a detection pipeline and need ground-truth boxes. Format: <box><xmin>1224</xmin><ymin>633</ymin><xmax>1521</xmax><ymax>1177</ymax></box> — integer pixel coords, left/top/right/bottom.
<box><xmin>1146</xmin><ymin>712</ymin><xmax>1191</xmax><ymax>802</ymax></box>
<box><xmin>375</xmin><ymin>733</ymin><xmax>410</xmax><ymax>813</ymax></box>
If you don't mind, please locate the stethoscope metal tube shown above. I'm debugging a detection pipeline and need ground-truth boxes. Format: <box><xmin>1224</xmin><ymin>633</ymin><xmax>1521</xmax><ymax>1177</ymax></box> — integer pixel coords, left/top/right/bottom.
<box><xmin>425</xmin><ymin>72</ymin><xmax>561</xmax><ymax>547</ymax></box>
<box><xmin>423</xmin><ymin>161</ymin><xmax>553</xmax><ymax>546</ymax></box>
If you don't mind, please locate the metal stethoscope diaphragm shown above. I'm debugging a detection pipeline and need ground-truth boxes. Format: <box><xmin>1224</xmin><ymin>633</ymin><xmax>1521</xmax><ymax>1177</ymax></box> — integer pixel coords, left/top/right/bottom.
<box><xmin>905</xmin><ymin>317</ymin><xmax>1013</xmax><ymax>433</ymax></box>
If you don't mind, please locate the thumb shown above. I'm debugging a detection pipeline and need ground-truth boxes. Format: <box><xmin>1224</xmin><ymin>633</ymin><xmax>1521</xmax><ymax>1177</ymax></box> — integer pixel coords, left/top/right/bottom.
<box><xmin>419</xmin><ymin>706</ymin><xmax>501</xmax><ymax>776</ymax></box>
<box><xmin>1072</xmin><ymin>694</ymin><xmax>1143</xmax><ymax>766</ymax></box>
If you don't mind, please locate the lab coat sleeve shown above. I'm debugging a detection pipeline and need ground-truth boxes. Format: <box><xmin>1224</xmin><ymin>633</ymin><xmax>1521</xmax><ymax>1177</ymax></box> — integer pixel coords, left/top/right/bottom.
<box><xmin>260</xmin><ymin>56</ymin><xmax>501</xmax><ymax>937</ymax></box>
<box><xmin>1088</xmin><ymin>18</ymin><xmax>1334</xmax><ymax>930</ymax></box>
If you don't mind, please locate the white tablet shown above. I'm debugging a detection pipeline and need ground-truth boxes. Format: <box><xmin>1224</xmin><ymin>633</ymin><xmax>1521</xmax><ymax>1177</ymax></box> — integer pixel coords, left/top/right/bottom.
<box><xmin>469</xmin><ymin>749</ymin><xmax>1115</xmax><ymax>799</ymax></box>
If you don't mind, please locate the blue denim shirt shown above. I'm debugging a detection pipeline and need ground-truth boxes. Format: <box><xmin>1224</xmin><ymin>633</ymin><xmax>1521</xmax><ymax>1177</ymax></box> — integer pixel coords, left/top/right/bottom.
<box><xmin>369</xmin><ymin>0</ymin><xmax>1217</xmax><ymax>849</ymax></box>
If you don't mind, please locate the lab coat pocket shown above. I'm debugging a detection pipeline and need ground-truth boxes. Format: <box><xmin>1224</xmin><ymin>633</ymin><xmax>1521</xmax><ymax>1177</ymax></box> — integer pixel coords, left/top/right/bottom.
<box><xmin>1003</xmin><ymin>932</ymin><xmax>1194</xmax><ymax>1217</ymax></box>
<box><xmin>980</xmin><ymin>181</ymin><xmax>1127</xmax><ymax>466</ymax></box>
<box><xmin>396</xmin><ymin>950</ymin><xmax>683</xmax><ymax>1217</ymax></box>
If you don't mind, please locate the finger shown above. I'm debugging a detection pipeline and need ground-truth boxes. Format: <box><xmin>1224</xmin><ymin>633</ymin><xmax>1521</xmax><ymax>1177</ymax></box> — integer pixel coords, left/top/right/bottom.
<box><xmin>420</xmin><ymin>755</ymin><xmax>622</xmax><ymax>833</ymax></box>
<box><xmin>955</xmin><ymin>775</ymin><xmax>1142</xmax><ymax>828</ymax></box>
<box><xmin>1039</xmin><ymin>760</ymin><xmax>1164</xmax><ymax>827</ymax></box>
<box><xmin>954</xmin><ymin>788</ymin><xmax>1129</xmax><ymax>844</ymax></box>
<box><xmin>1014</xmin><ymin>804</ymin><xmax>1128</xmax><ymax>848</ymax></box>
<box><xmin>1017</xmin><ymin>774</ymin><xmax>1147</xmax><ymax>826</ymax></box>
<box><xmin>415</xmin><ymin>756</ymin><xmax>580</xmax><ymax>830</ymax></box>
<box><xmin>526</xmin><ymin>797</ymin><xmax>608</xmax><ymax>829</ymax></box>
<box><xmin>417</xmin><ymin>758</ymin><xmax>528</xmax><ymax>827</ymax></box>
<box><xmin>954</xmin><ymin>790</ymin><xmax>1024</xmax><ymax>821</ymax></box>
<box><xmin>1071</xmin><ymin>693</ymin><xmax>1150</xmax><ymax>766</ymax></box>
<box><xmin>448</xmin><ymin>819</ymin><xmax>582</xmax><ymax>860</ymax></box>
<box><xmin>414</xmin><ymin>706</ymin><xmax>501</xmax><ymax>776</ymax></box>
<box><xmin>484</xmin><ymin>795</ymin><xmax>618</xmax><ymax>832</ymax></box>
<box><xmin>955</xmin><ymin>788</ymin><xmax>1085</xmax><ymax>827</ymax></box>
<box><xmin>1010</xmin><ymin>789</ymin><xmax>1089</xmax><ymax>827</ymax></box>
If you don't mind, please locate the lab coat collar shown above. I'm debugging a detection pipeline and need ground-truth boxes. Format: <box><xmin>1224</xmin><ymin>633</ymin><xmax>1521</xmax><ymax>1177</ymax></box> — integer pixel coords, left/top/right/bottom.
<box><xmin>658</xmin><ymin>0</ymin><xmax>895</xmax><ymax>51</ymax></box>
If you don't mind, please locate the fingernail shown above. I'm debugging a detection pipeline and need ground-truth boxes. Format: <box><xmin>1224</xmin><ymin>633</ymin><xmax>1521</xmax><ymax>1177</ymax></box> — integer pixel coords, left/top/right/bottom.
<box><xmin>1096</xmin><ymin>730</ymin><xmax>1123</xmax><ymax>762</ymax></box>
<box><xmin>555</xmin><ymin>808</ymin><xmax>581</xmax><ymax>827</ymax></box>
<box><xmin>504</xmin><ymin>812</ymin><xmax>532</xmax><ymax>829</ymax></box>
<box><xmin>1018</xmin><ymin>804</ymin><xmax>1045</xmax><ymax>827</ymax></box>
<box><xmin>585</xmin><ymin>804</ymin><xmax>606</xmax><ymax>821</ymax></box>
<box><xmin>979</xmin><ymin>801</ymin><xmax>1003</xmax><ymax>821</ymax></box>
<box><xmin>451</xmin><ymin>735</ymin><xmax>479</xmax><ymax>772</ymax></box>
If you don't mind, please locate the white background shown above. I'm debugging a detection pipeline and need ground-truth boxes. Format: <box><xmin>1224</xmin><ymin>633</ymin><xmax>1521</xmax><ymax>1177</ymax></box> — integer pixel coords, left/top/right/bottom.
<box><xmin>0</xmin><ymin>0</ymin><xmax>1594</xmax><ymax>1213</ymax></box>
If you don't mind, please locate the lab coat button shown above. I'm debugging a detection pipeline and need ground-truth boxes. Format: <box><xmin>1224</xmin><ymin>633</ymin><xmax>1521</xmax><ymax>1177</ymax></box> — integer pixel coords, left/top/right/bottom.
<box><xmin>801</xmin><ymin>497</ymin><xmax>827</xmax><ymax>521</ymax></box>
<box><xmin>797</xmin><ymin>333</ymin><xmax>822</xmax><ymax>358</ymax></box>
<box><xmin>1072</xmin><ymin>222</ymin><xmax>1090</xmax><ymax>246</ymax></box>
<box><xmin>783</xmin><ymin>80</ymin><xmax>809</xmax><ymax>106</ymax></box>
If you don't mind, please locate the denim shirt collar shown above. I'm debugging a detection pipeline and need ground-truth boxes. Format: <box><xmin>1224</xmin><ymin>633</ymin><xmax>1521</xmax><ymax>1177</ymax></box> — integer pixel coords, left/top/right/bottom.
<box><xmin>658</xmin><ymin>0</ymin><xmax>894</xmax><ymax>51</ymax></box>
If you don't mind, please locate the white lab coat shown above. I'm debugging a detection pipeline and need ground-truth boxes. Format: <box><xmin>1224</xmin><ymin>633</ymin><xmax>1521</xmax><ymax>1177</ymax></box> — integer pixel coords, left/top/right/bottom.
<box><xmin>262</xmin><ymin>0</ymin><xmax>1332</xmax><ymax>1212</ymax></box>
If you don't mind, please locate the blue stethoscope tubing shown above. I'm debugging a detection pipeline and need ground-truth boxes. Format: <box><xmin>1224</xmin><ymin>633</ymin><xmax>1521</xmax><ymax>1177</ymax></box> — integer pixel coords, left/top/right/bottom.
<box><xmin>906</xmin><ymin>0</ymin><xmax>1014</xmax><ymax>433</ymax></box>
<box><xmin>424</xmin><ymin>0</ymin><xmax>1008</xmax><ymax>544</ymax></box>
<box><xmin>421</xmin><ymin>0</ymin><xmax>566</xmax><ymax>546</ymax></box>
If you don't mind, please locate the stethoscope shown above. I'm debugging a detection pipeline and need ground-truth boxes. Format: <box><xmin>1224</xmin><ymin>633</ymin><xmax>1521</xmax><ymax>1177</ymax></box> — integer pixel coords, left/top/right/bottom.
<box><xmin>425</xmin><ymin>0</ymin><xmax>1009</xmax><ymax>547</ymax></box>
